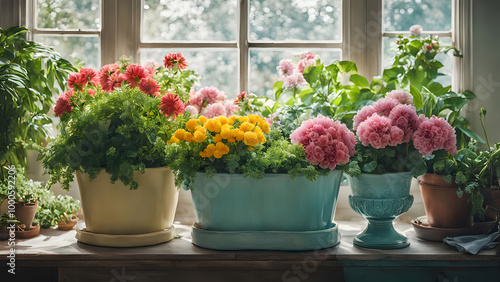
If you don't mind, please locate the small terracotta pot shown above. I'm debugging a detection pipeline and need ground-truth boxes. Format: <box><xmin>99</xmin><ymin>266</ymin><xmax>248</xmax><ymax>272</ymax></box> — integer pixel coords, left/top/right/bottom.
<box><xmin>15</xmin><ymin>225</ymin><xmax>40</xmax><ymax>239</ymax></box>
<box><xmin>481</xmin><ymin>187</ymin><xmax>500</xmax><ymax>212</ymax></box>
<box><xmin>14</xmin><ymin>202</ymin><xmax>38</xmax><ymax>230</ymax></box>
<box><xmin>58</xmin><ymin>216</ymin><xmax>79</xmax><ymax>231</ymax></box>
<box><xmin>419</xmin><ymin>173</ymin><xmax>472</xmax><ymax>228</ymax></box>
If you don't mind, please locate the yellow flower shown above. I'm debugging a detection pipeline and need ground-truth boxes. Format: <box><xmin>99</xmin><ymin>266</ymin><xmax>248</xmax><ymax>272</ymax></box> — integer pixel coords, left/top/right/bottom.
<box><xmin>204</xmin><ymin>119</ymin><xmax>222</xmax><ymax>133</ymax></box>
<box><xmin>236</xmin><ymin>130</ymin><xmax>245</xmax><ymax>141</ymax></box>
<box><xmin>213</xmin><ymin>134</ymin><xmax>222</xmax><ymax>142</ymax></box>
<box><xmin>184</xmin><ymin>132</ymin><xmax>193</xmax><ymax>142</ymax></box>
<box><xmin>218</xmin><ymin>116</ymin><xmax>229</xmax><ymax>125</ymax></box>
<box><xmin>186</xmin><ymin>119</ymin><xmax>199</xmax><ymax>132</ymax></box>
<box><xmin>227</xmin><ymin>137</ymin><xmax>236</xmax><ymax>143</ymax></box>
<box><xmin>200</xmin><ymin>144</ymin><xmax>216</xmax><ymax>158</ymax></box>
<box><xmin>248</xmin><ymin>114</ymin><xmax>259</xmax><ymax>124</ymax></box>
<box><xmin>199</xmin><ymin>116</ymin><xmax>208</xmax><ymax>125</ymax></box>
<box><xmin>195</xmin><ymin>126</ymin><xmax>206</xmax><ymax>134</ymax></box>
<box><xmin>228</xmin><ymin>116</ymin><xmax>236</xmax><ymax>125</ymax></box>
<box><xmin>174</xmin><ymin>129</ymin><xmax>187</xmax><ymax>141</ymax></box>
<box><xmin>215</xmin><ymin>142</ymin><xmax>230</xmax><ymax>154</ymax></box>
<box><xmin>213</xmin><ymin>151</ymin><xmax>223</xmax><ymax>159</ymax></box>
<box><xmin>258</xmin><ymin>133</ymin><xmax>266</xmax><ymax>143</ymax></box>
<box><xmin>248</xmin><ymin>146</ymin><xmax>253</xmax><ymax>151</ymax></box>
<box><xmin>239</xmin><ymin>122</ymin><xmax>254</xmax><ymax>132</ymax></box>
<box><xmin>238</xmin><ymin>116</ymin><xmax>248</xmax><ymax>122</ymax></box>
<box><xmin>258</xmin><ymin>120</ymin><xmax>270</xmax><ymax>134</ymax></box>
<box><xmin>244</xmin><ymin>132</ymin><xmax>259</xmax><ymax>147</ymax></box>
<box><xmin>220</xmin><ymin>125</ymin><xmax>232</xmax><ymax>139</ymax></box>
<box><xmin>193</xmin><ymin>130</ymin><xmax>207</xmax><ymax>143</ymax></box>
<box><xmin>167</xmin><ymin>136</ymin><xmax>180</xmax><ymax>144</ymax></box>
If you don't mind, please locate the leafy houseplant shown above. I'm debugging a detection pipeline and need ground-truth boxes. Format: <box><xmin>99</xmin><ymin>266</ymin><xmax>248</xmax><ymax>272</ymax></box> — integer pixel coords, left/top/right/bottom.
<box><xmin>0</xmin><ymin>212</ymin><xmax>18</xmax><ymax>240</ymax></box>
<box><xmin>35</xmin><ymin>191</ymin><xmax>80</xmax><ymax>229</ymax></box>
<box><xmin>41</xmin><ymin>54</ymin><xmax>196</xmax><ymax>246</ymax></box>
<box><xmin>166</xmin><ymin>114</ymin><xmax>357</xmax><ymax>250</ymax></box>
<box><xmin>0</xmin><ymin>26</ymin><xmax>76</xmax><ymax>182</ymax></box>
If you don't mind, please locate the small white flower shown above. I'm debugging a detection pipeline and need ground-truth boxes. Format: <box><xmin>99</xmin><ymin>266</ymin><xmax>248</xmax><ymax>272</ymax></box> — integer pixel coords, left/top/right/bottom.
<box><xmin>409</xmin><ymin>24</ymin><xmax>423</xmax><ymax>37</ymax></box>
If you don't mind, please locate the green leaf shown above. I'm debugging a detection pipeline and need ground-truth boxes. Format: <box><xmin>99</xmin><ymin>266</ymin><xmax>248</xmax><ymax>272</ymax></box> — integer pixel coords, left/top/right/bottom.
<box><xmin>457</xmin><ymin>126</ymin><xmax>485</xmax><ymax>144</ymax></box>
<box><xmin>273</xmin><ymin>81</ymin><xmax>283</xmax><ymax>101</ymax></box>
<box><xmin>362</xmin><ymin>161</ymin><xmax>378</xmax><ymax>173</ymax></box>
<box><xmin>410</xmin><ymin>84</ymin><xmax>423</xmax><ymax>109</ymax></box>
<box><xmin>336</xmin><ymin>61</ymin><xmax>358</xmax><ymax>74</ymax></box>
<box><xmin>349</xmin><ymin>74</ymin><xmax>370</xmax><ymax>88</ymax></box>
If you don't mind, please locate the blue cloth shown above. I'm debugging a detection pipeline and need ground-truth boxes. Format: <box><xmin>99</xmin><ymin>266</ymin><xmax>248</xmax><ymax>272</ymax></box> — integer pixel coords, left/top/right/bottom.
<box><xmin>444</xmin><ymin>231</ymin><xmax>500</xmax><ymax>255</ymax></box>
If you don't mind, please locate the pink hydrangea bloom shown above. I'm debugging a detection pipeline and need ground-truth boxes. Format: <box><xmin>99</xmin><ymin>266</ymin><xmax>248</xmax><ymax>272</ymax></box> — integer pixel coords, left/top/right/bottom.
<box><xmin>224</xmin><ymin>102</ymin><xmax>238</xmax><ymax>116</ymax></box>
<box><xmin>283</xmin><ymin>73</ymin><xmax>307</xmax><ymax>89</ymax></box>
<box><xmin>187</xmin><ymin>91</ymin><xmax>203</xmax><ymax>111</ymax></box>
<box><xmin>300</xmin><ymin>51</ymin><xmax>317</xmax><ymax>60</ymax></box>
<box><xmin>297</xmin><ymin>58</ymin><xmax>316</xmax><ymax>74</ymax></box>
<box><xmin>200</xmin><ymin>102</ymin><xmax>227</xmax><ymax>119</ymax></box>
<box><xmin>353</xmin><ymin>105</ymin><xmax>377</xmax><ymax>131</ymax></box>
<box><xmin>373</xmin><ymin>97</ymin><xmax>400</xmax><ymax>117</ymax></box>
<box><xmin>356</xmin><ymin>114</ymin><xmax>404</xmax><ymax>149</ymax></box>
<box><xmin>277</xmin><ymin>59</ymin><xmax>295</xmax><ymax>77</ymax></box>
<box><xmin>198</xmin><ymin>86</ymin><xmax>220</xmax><ymax>104</ymax></box>
<box><xmin>185</xmin><ymin>105</ymin><xmax>199</xmax><ymax>116</ymax></box>
<box><xmin>412</xmin><ymin>116</ymin><xmax>457</xmax><ymax>156</ymax></box>
<box><xmin>410</xmin><ymin>24</ymin><xmax>423</xmax><ymax>36</ymax></box>
<box><xmin>386</xmin><ymin>90</ymin><xmax>413</xmax><ymax>105</ymax></box>
<box><xmin>290</xmin><ymin>116</ymin><xmax>355</xmax><ymax>170</ymax></box>
<box><xmin>388</xmin><ymin>104</ymin><xmax>421</xmax><ymax>143</ymax></box>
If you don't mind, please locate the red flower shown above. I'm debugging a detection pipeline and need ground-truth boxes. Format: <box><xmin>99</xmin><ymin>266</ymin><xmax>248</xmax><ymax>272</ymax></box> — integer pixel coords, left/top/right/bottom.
<box><xmin>124</xmin><ymin>64</ymin><xmax>149</xmax><ymax>88</ymax></box>
<box><xmin>163</xmin><ymin>53</ymin><xmax>188</xmax><ymax>70</ymax></box>
<box><xmin>79</xmin><ymin>68</ymin><xmax>99</xmax><ymax>87</ymax></box>
<box><xmin>54</xmin><ymin>90</ymin><xmax>74</xmax><ymax>117</ymax></box>
<box><xmin>161</xmin><ymin>93</ymin><xmax>185</xmax><ymax>118</ymax></box>
<box><xmin>67</xmin><ymin>73</ymin><xmax>88</xmax><ymax>91</ymax></box>
<box><xmin>138</xmin><ymin>77</ymin><xmax>160</xmax><ymax>96</ymax></box>
<box><xmin>98</xmin><ymin>64</ymin><xmax>120</xmax><ymax>92</ymax></box>
<box><xmin>237</xmin><ymin>91</ymin><xmax>247</xmax><ymax>100</ymax></box>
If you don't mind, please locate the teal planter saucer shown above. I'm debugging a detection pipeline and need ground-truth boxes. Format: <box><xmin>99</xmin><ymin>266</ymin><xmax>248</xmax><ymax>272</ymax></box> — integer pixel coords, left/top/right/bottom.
<box><xmin>191</xmin><ymin>223</ymin><xmax>340</xmax><ymax>251</ymax></box>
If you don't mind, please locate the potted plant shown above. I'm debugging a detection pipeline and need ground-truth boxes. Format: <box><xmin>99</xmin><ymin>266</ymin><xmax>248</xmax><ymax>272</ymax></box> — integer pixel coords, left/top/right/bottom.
<box><xmin>0</xmin><ymin>213</ymin><xmax>18</xmax><ymax>240</ymax></box>
<box><xmin>345</xmin><ymin>91</ymin><xmax>457</xmax><ymax>249</ymax></box>
<box><xmin>35</xmin><ymin>191</ymin><xmax>80</xmax><ymax>230</ymax></box>
<box><xmin>41</xmin><ymin>54</ymin><xmax>197</xmax><ymax>247</ymax></box>
<box><xmin>0</xmin><ymin>168</ymin><xmax>45</xmax><ymax>236</ymax></box>
<box><xmin>166</xmin><ymin>114</ymin><xmax>356</xmax><ymax>251</ymax></box>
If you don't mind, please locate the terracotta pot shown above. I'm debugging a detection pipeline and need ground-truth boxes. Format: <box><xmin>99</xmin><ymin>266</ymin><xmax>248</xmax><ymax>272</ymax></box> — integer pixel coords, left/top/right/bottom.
<box><xmin>14</xmin><ymin>202</ymin><xmax>38</xmax><ymax>230</ymax></box>
<box><xmin>419</xmin><ymin>173</ymin><xmax>472</xmax><ymax>228</ymax></box>
<box><xmin>58</xmin><ymin>216</ymin><xmax>79</xmax><ymax>231</ymax></box>
<box><xmin>15</xmin><ymin>225</ymin><xmax>40</xmax><ymax>239</ymax></box>
<box><xmin>481</xmin><ymin>187</ymin><xmax>500</xmax><ymax>211</ymax></box>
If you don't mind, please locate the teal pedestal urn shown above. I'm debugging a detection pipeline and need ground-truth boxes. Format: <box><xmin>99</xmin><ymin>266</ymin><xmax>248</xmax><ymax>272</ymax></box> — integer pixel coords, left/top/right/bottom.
<box><xmin>346</xmin><ymin>172</ymin><xmax>414</xmax><ymax>249</ymax></box>
<box><xmin>189</xmin><ymin>170</ymin><xmax>343</xmax><ymax>251</ymax></box>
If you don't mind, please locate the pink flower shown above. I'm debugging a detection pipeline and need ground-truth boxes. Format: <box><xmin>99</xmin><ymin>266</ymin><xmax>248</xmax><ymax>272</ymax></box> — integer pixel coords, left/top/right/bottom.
<box><xmin>410</xmin><ymin>24</ymin><xmax>423</xmax><ymax>36</ymax></box>
<box><xmin>373</xmin><ymin>97</ymin><xmax>400</xmax><ymax>117</ymax></box>
<box><xmin>277</xmin><ymin>59</ymin><xmax>294</xmax><ymax>77</ymax></box>
<box><xmin>185</xmin><ymin>105</ymin><xmax>199</xmax><ymax>116</ymax></box>
<box><xmin>290</xmin><ymin>116</ymin><xmax>355</xmax><ymax>170</ymax></box>
<box><xmin>412</xmin><ymin>116</ymin><xmax>457</xmax><ymax>156</ymax></box>
<box><xmin>143</xmin><ymin>61</ymin><xmax>160</xmax><ymax>70</ymax></box>
<box><xmin>353</xmin><ymin>105</ymin><xmax>377</xmax><ymax>131</ymax></box>
<box><xmin>300</xmin><ymin>51</ymin><xmax>316</xmax><ymax>60</ymax></box>
<box><xmin>138</xmin><ymin>77</ymin><xmax>160</xmax><ymax>96</ymax></box>
<box><xmin>163</xmin><ymin>53</ymin><xmax>188</xmax><ymax>70</ymax></box>
<box><xmin>145</xmin><ymin>67</ymin><xmax>156</xmax><ymax>77</ymax></box>
<box><xmin>160</xmin><ymin>93</ymin><xmax>185</xmax><ymax>118</ymax></box>
<box><xmin>388</xmin><ymin>104</ymin><xmax>421</xmax><ymax>143</ymax></box>
<box><xmin>98</xmin><ymin>64</ymin><xmax>120</xmax><ymax>92</ymax></box>
<box><xmin>87</xmin><ymin>89</ymin><xmax>96</xmax><ymax>96</ymax></box>
<box><xmin>200</xmin><ymin>102</ymin><xmax>227</xmax><ymax>118</ymax></box>
<box><xmin>356</xmin><ymin>114</ymin><xmax>404</xmax><ymax>149</ymax></box>
<box><xmin>67</xmin><ymin>73</ymin><xmax>88</xmax><ymax>91</ymax></box>
<box><xmin>187</xmin><ymin>92</ymin><xmax>204</xmax><ymax>111</ymax></box>
<box><xmin>297</xmin><ymin>58</ymin><xmax>316</xmax><ymax>73</ymax></box>
<box><xmin>237</xmin><ymin>91</ymin><xmax>248</xmax><ymax>100</ymax></box>
<box><xmin>283</xmin><ymin>73</ymin><xmax>307</xmax><ymax>89</ymax></box>
<box><xmin>198</xmin><ymin>86</ymin><xmax>221</xmax><ymax>104</ymax></box>
<box><xmin>224</xmin><ymin>102</ymin><xmax>239</xmax><ymax>116</ymax></box>
<box><xmin>386</xmin><ymin>90</ymin><xmax>413</xmax><ymax>105</ymax></box>
<box><xmin>79</xmin><ymin>68</ymin><xmax>99</xmax><ymax>87</ymax></box>
<box><xmin>124</xmin><ymin>64</ymin><xmax>149</xmax><ymax>88</ymax></box>
<box><xmin>54</xmin><ymin>90</ymin><xmax>73</xmax><ymax>117</ymax></box>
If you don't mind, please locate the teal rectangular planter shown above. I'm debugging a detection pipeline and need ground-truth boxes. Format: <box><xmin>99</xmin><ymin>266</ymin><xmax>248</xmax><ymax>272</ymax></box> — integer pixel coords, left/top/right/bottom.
<box><xmin>191</xmin><ymin>170</ymin><xmax>343</xmax><ymax>232</ymax></box>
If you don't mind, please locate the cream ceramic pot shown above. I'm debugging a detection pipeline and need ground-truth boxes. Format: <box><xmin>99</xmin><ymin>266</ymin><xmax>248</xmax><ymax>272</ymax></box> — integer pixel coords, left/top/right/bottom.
<box><xmin>76</xmin><ymin>167</ymin><xmax>179</xmax><ymax>235</ymax></box>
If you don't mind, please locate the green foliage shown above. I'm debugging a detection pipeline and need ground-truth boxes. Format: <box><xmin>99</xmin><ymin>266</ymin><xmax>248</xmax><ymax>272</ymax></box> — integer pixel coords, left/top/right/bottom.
<box><xmin>35</xmin><ymin>192</ymin><xmax>80</xmax><ymax>228</ymax></box>
<box><xmin>0</xmin><ymin>167</ymin><xmax>46</xmax><ymax>204</ymax></box>
<box><xmin>153</xmin><ymin>65</ymin><xmax>199</xmax><ymax>102</ymax></box>
<box><xmin>0</xmin><ymin>26</ymin><xmax>77</xmax><ymax>182</ymax></box>
<box><xmin>0</xmin><ymin>212</ymin><xmax>18</xmax><ymax>227</ymax></box>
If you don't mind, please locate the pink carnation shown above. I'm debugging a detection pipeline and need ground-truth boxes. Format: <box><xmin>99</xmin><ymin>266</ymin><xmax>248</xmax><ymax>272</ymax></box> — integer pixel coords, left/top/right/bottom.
<box><xmin>67</xmin><ymin>73</ymin><xmax>88</xmax><ymax>91</ymax></box>
<box><xmin>297</xmin><ymin>58</ymin><xmax>316</xmax><ymax>74</ymax></box>
<box><xmin>54</xmin><ymin>90</ymin><xmax>74</xmax><ymax>117</ymax></box>
<box><xmin>283</xmin><ymin>73</ymin><xmax>307</xmax><ymax>89</ymax></box>
<box><xmin>373</xmin><ymin>97</ymin><xmax>401</xmax><ymax>117</ymax></box>
<box><xmin>386</xmin><ymin>90</ymin><xmax>413</xmax><ymax>105</ymax></box>
<box><xmin>138</xmin><ymin>77</ymin><xmax>160</xmax><ymax>96</ymax></box>
<box><xmin>98</xmin><ymin>64</ymin><xmax>122</xmax><ymax>92</ymax></box>
<box><xmin>300</xmin><ymin>51</ymin><xmax>316</xmax><ymax>60</ymax></box>
<box><xmin>277</xmin><ymin>59</ymin><xmax>294</xmax><ymax>77</ymax></box>
<box><xmin>200</xmin><ymin>102</ymin><xmax>227</xmax><ymax>119</ymax></box>
<box><xmin>79</xmin><ymin>68</ymin><xmax>99</xmax><ymax>87</ymax></box>
<box><xmin>412</xmin><ymin>116</ymin><xmax>457</xmax><ymax>156</ymax></box>
<box><xmin>185</xmin><ymin>105</ymin><xmax>199</xmax><ymax>116</ymax></box>
<box><xmin>160</xmin><ymin>93</ymin><xmax>185</xmax><ymax>118</ymax></box>
<box><xmin>356</xmin><ymin>114</ymin><xmax>404</xmax><ymax>149</ymax></box>
<box><xmin>290</xmin><ymin>116</ymin><xmax>355</xmax><ymax>170</ymax></box>
<box><xmin>237</xmin><ymin>91</ymin><xmax>248</xmax><ymax>100</ymax></box>
<box><xmin>124</xmin><ymin>64</ymin><xmax>149</xmax><ymax>88</ymax></box>
<box><xmin>353</xmin><ymin>105</ymin><xmax>377</xmax><ymax>131</ymax></box>
<box><xmin>388</xmin><ymin>104</ymin><xmax>421</xmax><ymax>143</ymax></box>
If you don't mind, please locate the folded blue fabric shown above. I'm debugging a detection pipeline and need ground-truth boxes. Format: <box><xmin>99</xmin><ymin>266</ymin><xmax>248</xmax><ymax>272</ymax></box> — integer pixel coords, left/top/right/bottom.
<box><xmin>444</xmin><ymin>231</ymin><xmax>500</xmax><ymax>255</ymax></box>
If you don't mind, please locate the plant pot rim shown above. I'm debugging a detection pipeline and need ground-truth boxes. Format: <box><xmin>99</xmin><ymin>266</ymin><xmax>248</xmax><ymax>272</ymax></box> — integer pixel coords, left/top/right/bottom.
<box><xmin>194</xmin><ymin>170</ymin><xmax>342</xmax><ymax>178</ymax></box>
<box><xmin>14</xmin><ymin>201</ymin><xmax>38</xmax><ymax>206</ymax></box>
<box><xmin>80</xmin><ymin>167</ymin><xmax>172</xmax><ymax>174</ymax></box>
<box><xmin>348</xmin><ymin>171</ymin><xmax>413</xmax><ymax>178</ymax></box>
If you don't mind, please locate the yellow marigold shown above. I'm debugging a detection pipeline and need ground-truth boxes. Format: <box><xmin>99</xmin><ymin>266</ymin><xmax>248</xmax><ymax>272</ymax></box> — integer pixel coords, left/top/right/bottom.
<box><xmin>174</xmin><ymin>129</ymin><xmax>187</xmax><ymax>141</ymax></box>
<box><xmin>195</xmin><ymin>126</ymin><xmax>206</xmax><ymax>134</ymax></box>
<box><xmin>258</xmin><ymin>120</ymin><xmax>271</xmax><ymax>134</ymax></box>
<box><xmin>220</xmin><ymin>125</ymin><xmax>232</xmax><ymax>139</ymax></box>
<box><xmin>239</xmin><ymin>122</ymin><xmax>254</xmax><ymax>132</ymax></box>
<box><xmin>254</xmin><ymin>127</ymin><xmax>263</xmax><ymax>135</ymax></box>
<box><xmin>228</xmin><ymin>116</ymin><xmax>236</xmax><ymax>125</ymax></box>
<box><xmin>186</xmin><ymin>119</ymin><xmax>199</xmax><ymax>132</ymax></box>
<box><xmin>227</xmin><ymin>137</ymin><xmax>236</xmax><ymax>143</ymax></box>
<box><xmin>236</xmin><ymin>130</ymin><xmax>245</xmax><ymax>141</ymax></box>
<box><xmin>218</xmin><ymin>116</ymin><xmax>229</xmax><ymax>125</ymax></box>
<box><xmin>184</xmin><ymin>132</ymin><xmax>193</xmax><ymax>142</ymax></box>
<box><xmin>244</xmin><ymin>131</ymin><xmax>259</xmax><ymax>147</ymax></box>
<box><xmin>199</xmin><ymin>116</ymin><xmax>208</xmax><ymax>125</ymax></box>
<box><xmin>238</xmin><ymin>116</ymin><xmax>248</xmax><ymax>122</ymax></box>
<box><xmin>215</xmin><ymin>142</ymin><xmax>230</xmax><ymax>154</ymax></box>
<box><xmin>204</xmin><ymin>119</ymin><xmax>222</xmax><ymax>133</ymax></box>
<box><xmin>193</xmin><ymin>130</ymin><xmax>207</xmax><ymax>143</ymax></box>
<box><xmin>213</xmin><ymin>151</ymin><xmax>223</xmax><ymax>159</ymax></box>
<box><xmin>213</xmin><ymin>134</ymin><xmax>222</xmax><ymax>142</ymax></box>
<box><xmin>248</xmin><ymin>114</ymin><xmax>259</xmax><ymax>124</ymax></box>
<box><xmin>167</xmin><ymin>136</ymin><xmax>180</xmax><ymax>144</ymax></box>
<box><xmin>258</xmin><ymin>133</ymin><xmax>266</xmax><ymax>143</ymax></box>
<box><xmin>248</xmin><ymin>146</ymin><xmax>253</xmax><ymax>151</ymax></box>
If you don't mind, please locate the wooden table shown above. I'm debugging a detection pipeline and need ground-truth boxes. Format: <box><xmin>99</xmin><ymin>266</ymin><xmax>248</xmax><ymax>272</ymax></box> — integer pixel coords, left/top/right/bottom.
<box><xmin>1</xmin><ymin>222</ymin><xmax>499</xmax><ymax>282</ymax></box>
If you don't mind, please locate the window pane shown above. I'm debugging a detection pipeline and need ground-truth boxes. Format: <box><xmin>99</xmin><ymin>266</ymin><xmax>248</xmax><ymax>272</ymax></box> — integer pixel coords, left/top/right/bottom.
<box><xmin>36</xmin><ymin>0</ymin><xmax>100</xmax><ymax>30</ymax></box>
<box><xmin>382</xmin><ymin>37</ymin><xmax>452</xmax><ymax>86</ymax></box>
<box><xmin>143</xmin><ymin>0</ymin><xmax>237</xmax><ymax>42</ymax></box>
<box><xmin>249</xmin><ymin>0</ymin><xmax>342</xmax><ymax>41</ymax></box>
<box><xmin>141</xmin><ymin>49</ymin><xmax>238</xmax><ymax>97</ymax></box>
<box><xmin>250</xmin><ymin>49</ymin><xmax>342</xmax><ymax>98</ymax></box>
<box><xmin>383</xmin><ymin>0</ymin><xmax>452</xmax><ymax>32</ymax></box>
<box><xmin>33</xmin><ymin>34</ymin><xmax>100</xmax><ymax>69</ymax></box>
